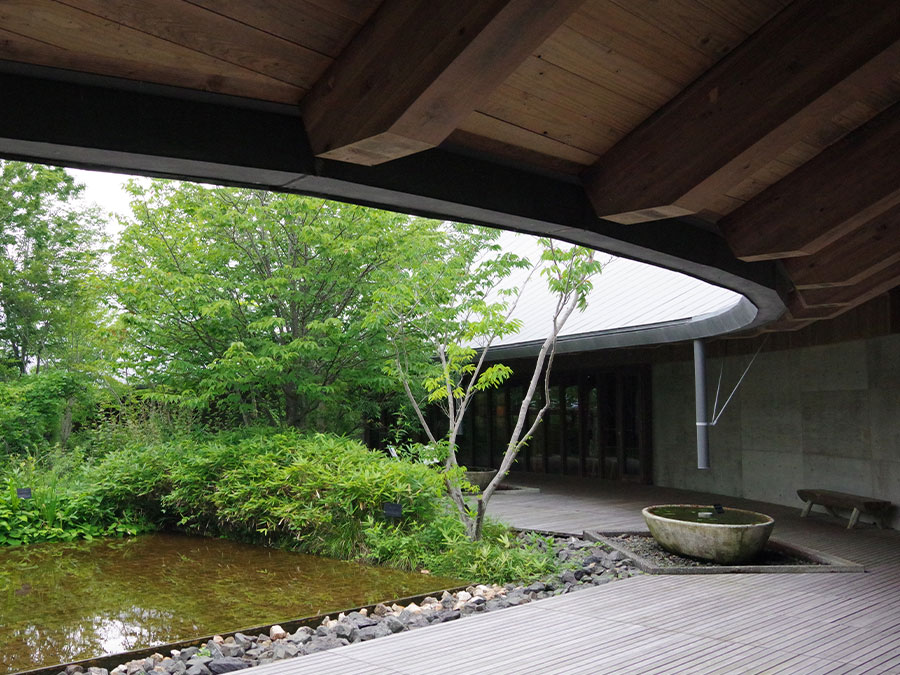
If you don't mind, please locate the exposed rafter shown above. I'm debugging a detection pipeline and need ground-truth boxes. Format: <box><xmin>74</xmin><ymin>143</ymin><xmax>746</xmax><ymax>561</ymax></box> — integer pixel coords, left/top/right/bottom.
<box><xmin>784</xmin><ymin>204</ymin><xmax>900</xmax><ymax>289</ymax></box>
<box><xmin>299</xmin><ymin>0</ymin><xmax>582</xmax><ymax>165</ymax></box>
<box><xmin>581</xmin><ymin>0</ymin><xmax>900</xmax><ymax>224</ymax></box>
<box><xmin>799</xmin><ymin>261</ymin><xmax>900</xmax><ymax>309</ymax></box>
<box><xmin>720</xmin><ymin>102</ymin><xmax>900</xmax><ymax>261</ymax></box>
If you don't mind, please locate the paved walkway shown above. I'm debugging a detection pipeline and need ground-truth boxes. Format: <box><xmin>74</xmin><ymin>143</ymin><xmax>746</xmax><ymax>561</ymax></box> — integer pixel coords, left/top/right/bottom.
<box><xmin>242</xmin><ymin>476</ymin><xmax>900</xmax><ymax>674</ymax></box>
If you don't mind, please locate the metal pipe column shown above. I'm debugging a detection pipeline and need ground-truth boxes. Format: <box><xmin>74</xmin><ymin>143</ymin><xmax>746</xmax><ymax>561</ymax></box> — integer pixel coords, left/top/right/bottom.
<box><xmin>694</xmin><ymin>339</ymin><xmax>710</xmax><ymax>469</ymax></box>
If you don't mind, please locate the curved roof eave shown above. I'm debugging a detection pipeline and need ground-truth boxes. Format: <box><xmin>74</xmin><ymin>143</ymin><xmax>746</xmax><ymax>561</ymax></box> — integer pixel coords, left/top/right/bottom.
<box><xmin>485</xmin><ymin>296</ymin><xmax>758</xmax><ymax>360</ymax></box>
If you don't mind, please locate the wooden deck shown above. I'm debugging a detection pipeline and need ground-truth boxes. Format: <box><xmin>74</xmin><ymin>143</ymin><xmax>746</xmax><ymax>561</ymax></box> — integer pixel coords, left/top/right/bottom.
<box><xmin>242</xmin><ymin>477</ymin><xmax>900</xmax><ymax>674</ymax></box>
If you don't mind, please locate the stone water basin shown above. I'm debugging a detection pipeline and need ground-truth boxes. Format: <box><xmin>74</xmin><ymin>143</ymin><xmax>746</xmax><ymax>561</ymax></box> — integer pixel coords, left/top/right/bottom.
<box><xmin>642</xmin><ymin>504</ymin><xmax>775</xmax><ymax>565</ymax></box>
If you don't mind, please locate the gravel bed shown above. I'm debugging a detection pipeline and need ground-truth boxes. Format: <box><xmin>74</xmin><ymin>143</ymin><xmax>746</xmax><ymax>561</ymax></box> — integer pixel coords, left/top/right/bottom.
<box><xmin>605</xmin><ymin>533</ymin><xmax>823</xmax><ymax>568</ymax></box>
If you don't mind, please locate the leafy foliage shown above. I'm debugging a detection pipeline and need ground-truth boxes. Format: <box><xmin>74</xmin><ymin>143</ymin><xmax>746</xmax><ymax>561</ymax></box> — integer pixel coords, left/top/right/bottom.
<box><xmin>112</xmin><ymin>182</ymin><xmax>449</xmax><ymax>432</ymax></box>
<box><xmin>0</xmin><ymin>161</ymin><xmax>106</xmax><ymax>376</ymax></box>
<box><xmin>361</xmin><ymin>514</ymin><xmax>557</xmax><ymax>584</ymax></box>
<box><xmin>0</xmin><ymin>451</ymin><xmax>150</xmax><ymax>546</ymax></box>
<box><xmin>1</xmin><ymin>428</ymin><xmax>558</xmax><ymax>583</ymax></box>
<box><xmin>376</xmin><ymin>230</ymin><xmax>603</xmax><ymax>540</ymax></box>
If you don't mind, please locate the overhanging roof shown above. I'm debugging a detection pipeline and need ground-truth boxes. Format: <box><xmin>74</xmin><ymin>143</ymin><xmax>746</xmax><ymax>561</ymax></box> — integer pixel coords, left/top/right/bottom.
<box><xmin>1</xmin><ymin>1</ymin><xmax>898</xmax><ymax>337</ymax></box>
<box><xmin>485</xmin><ymin>232</ymin><xmax>748</xmax><ymax>357</ymax></box>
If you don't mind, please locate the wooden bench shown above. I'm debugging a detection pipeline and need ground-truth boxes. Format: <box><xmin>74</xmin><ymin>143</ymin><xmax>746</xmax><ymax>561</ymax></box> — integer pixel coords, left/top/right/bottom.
<box><xmin>797</xmin><ymin>489</ymin><xmax>892</xmax><ymax>529</ymax></box>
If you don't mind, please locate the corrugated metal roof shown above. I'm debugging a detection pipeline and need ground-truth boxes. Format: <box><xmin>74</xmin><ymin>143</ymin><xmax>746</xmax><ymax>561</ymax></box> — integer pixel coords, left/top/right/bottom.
<box><xmin>486</xmin><ymin>231</ymin><xmax>742</xmax><ymax>349</ymax></box>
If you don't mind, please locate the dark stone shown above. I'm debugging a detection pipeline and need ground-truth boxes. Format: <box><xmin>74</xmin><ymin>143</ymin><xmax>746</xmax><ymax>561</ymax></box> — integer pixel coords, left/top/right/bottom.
<box><xmin>468</xmin><ymin>595</ymin><xmax>486</xmax><ymax>606</ymax></box>
<box><xmin>573</xmin><ymin>569</ymin><xmax>586</xmax><ymax>580</ymax></box>
<box><xmin>167</xmin><ymin>661</ymin><xmax>187</xmax><ymax>675</ymax></box>
<box><xmin>179</xmin><ymin>648</ymin><xmax>200</xmax><ymax>662</ymax></box>
<box><xmin>607</xmin><ymin>550</ymin><xmax>627</xmax><ymax>562</ymax></box>
<box><xmin>305</xmin><ymin>637</ymin><xmax>349</xmax><ymax>654</ymax></box>
<box><xmin>525</xmin><ymin>581</ymin><xmax>546</xmax><ymax>593</ymax></box>
<box><xmin>374</xmin><ymin>622</ymin><xmax>394</xmax><ymax>639</ymax></box>
<box><xmin>232</xmin><ymin>634</ymin><xmax>253</xmax><ymax>649</ymax></box>
<box><xmin>560</xmin><ymin>569</ymin><xmax>577</xmax><ymax>584</ymax></box>
<box><xmin>333</xmin><ymin>622</ymin><xmax>358</xmax><ymax>642</ymax></box>
<box><xmin>315</xmin><ymin>625</ymin><xmax>333</xmax><ymax>637</ymax></box>
<box><xmin>358</xmin><ymin>626</ymin><xmax>380</xmax><ymax>641</ymax></box>
<box><xmin>383</xmin><ymin>615</ymin><xmax>406</xmax><ymax>633</ymax></box>
<box><xmin>184</xmin><ymin>659</ymin><xmax>212</xmax><ymax>669</ymax></box>
<box><xmin>272</xmin><ymin>643</ymin><xmax>300</xmax><ymax>660</ymax></box>
<box><xmin>288</xmin><ymin>627</ymin><xmax>314</xmax><ymax>644</ymax></box>
<box><xmin>207</xmin><ymin>658</ymin><xmax>247</xmax><ymax>674</ymax></box>
<box><xmin>219</xmin><ymin>644</ymin><xmax>244</xmax><ymax>658</ymax></box>
<box><xmin>347</xmin><ymin>612</ymin><xmax>378</xmax><ymax>629</ymax></box>
<box><xmin>435</xmin><ymin>609</ymin><xmax>461</xmax><ymax>622</ymax></box>
<box><xmin>185</xmin><ymin>666</ymin><xmax>210</xmax><ymax>675</ymax></box>
<box><xmin>205</xmin><ymin>643</ymin><xmax>223</xmax><ymax>660</ymax></box>
<box><xmin>406</xmin><ymin>614</ymin><xmax>430</xmax><ymax>628</ymax></box>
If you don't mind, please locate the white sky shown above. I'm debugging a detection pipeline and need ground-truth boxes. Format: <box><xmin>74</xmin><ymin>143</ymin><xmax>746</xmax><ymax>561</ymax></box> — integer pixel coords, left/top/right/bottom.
<box><xmin>69</xmin><ymin>168</ymin><xmax>134</xmax><ymax>214</ymax></box>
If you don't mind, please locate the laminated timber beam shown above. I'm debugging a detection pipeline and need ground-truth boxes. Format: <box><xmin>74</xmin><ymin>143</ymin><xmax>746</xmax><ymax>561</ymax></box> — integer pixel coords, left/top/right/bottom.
<box><xmin>299</xmin><ymin>0</ymin><xmax>582</xmax><ymax>165</ymax></box>
<box><xmin>582</xmin><ymin>0</ymin><xmax>900</xmax><ymax>224</ymax></box>
<box><xmin>783</xmin><ymin>204</ymin><xmax>900</xmax><ymax>289</ymax></box>
<box><xmin>798</xmin><ymin>261</ymin><xmax>900</xmax><ymax>310</ymax></box>
<box><xmin>720</xmin><ymin>102</ymin><xmax>900</xmax><ymax>261</ymax></box>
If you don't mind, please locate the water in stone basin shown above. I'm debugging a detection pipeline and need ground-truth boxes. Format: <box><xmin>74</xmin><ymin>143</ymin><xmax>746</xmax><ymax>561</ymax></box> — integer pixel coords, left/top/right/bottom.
<box><xmin>649</xmin><ymin>505</ymin><xmax>771</xmax><ymax>525</ymax></box>
<box><xmin>0</xmin><ymin>533</ymin><xmax>464</xmax><ymax>674</ymax></box>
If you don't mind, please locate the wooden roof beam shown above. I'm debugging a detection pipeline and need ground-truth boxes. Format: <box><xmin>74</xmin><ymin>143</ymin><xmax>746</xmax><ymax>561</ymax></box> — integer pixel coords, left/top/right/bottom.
<box><xmin>299</xmin><ymin>0</ymin><xmax>582</xmax><ymax>166</ymax></box>
<box><xmin>720</xmin><ymin>103</ymin><xmax>900</xmax><ymax>261</ymax></box>
<box><xmin>783</xmin><ymin>204</ymin><xmax>900</xmax><ymax>289</ymax></box>
<box><xmin>582</xmin><ymin>0</ymin><xmax>900</xmax><ymax>224</ymax></box>
<box><xmin>796</xmin><ymin>261</ymin><xmax>900</xmax><ymax>310</ymax></box>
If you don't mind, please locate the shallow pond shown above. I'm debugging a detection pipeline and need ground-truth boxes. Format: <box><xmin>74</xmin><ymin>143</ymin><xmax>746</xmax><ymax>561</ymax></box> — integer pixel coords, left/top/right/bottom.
<box><xmin>0</xmin><ymin>534</ymin><xmax>464</xmax><ymax>674</ymax></box>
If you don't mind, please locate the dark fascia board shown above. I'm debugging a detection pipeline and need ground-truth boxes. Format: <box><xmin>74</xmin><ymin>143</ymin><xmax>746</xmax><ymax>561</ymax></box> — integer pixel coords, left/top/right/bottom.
<box><xmin>0</xmin><ymin>66</ymin><xmax>785</xmax><ymax>335</ymax></box>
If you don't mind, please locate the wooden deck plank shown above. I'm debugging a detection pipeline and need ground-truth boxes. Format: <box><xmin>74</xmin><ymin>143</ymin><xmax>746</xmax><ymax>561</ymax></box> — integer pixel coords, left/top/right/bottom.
<box><xmin>236</xmin><ymin>477</ymin><xmax>899</xmax><ymax>675</ymax></box>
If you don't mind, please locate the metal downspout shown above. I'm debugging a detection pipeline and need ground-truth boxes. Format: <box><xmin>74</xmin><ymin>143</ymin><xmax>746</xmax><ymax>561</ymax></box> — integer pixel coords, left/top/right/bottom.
<box><xmin>694</xmin><ymin>339</ymin><xmax>709</xmax><ymax>469</ymax></box>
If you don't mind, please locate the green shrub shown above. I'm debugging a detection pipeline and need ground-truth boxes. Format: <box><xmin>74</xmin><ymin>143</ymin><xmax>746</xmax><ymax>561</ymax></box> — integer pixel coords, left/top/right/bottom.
<box><xmin>163</xmin><ymin>431</ymin><xmax>447</xmax><ymax>558</ymax></box>
<box><xmin>360</xmin><ymin>513</ymin><xmax>557</xmax><ymax>584</ymax></box>
<box><xmin>0</xmin><ymin>452</ymin><xmax>152</xmax><ymax>545</ymax></box>
<box><xmin>0</xmin><ymin>371</ymin><xmax>96</xmax><ymax>455</ymax></box>
<box><xmin>1</xmin><ymin>428</ymin><xmax>561</xmax><ymax>585</ymax></box>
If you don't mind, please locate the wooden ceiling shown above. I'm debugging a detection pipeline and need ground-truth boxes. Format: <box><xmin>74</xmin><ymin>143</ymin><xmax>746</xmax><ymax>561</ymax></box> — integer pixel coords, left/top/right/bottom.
<box><xmin>1</xmin><ymin>0</ymin><xmax>898</xmax><ymax>333</ymax></box>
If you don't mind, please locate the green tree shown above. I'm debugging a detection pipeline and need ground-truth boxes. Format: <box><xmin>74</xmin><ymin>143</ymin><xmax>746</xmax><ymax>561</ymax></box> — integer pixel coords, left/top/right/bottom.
<box><xmin>376</xmin><ymin>234</ymin><xmax>601</xmax><ymax>540</ymax></box>
<box><xmin>112</xmin><ymin>181</ymin><xmax>446</xmax><ymax>432</ymax></box>
<box><xmin>0</xmin><ymin>161</ymin><xmax>105</xmax><ymax>376</ymax></box>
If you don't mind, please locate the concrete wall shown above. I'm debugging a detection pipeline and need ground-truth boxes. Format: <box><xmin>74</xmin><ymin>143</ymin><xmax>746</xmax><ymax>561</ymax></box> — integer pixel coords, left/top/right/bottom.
<box><xmin>652</xmin><ymin>333</ymin><xmax>900</xmax><ymax>529</ymax></box>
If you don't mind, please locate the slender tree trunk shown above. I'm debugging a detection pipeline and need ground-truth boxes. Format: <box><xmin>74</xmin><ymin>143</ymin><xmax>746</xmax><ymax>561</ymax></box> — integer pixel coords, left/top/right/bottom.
<box><xmin>59</xmin><ymin>396</ymin><xmax>74</xmax><ymax>448</ymax></box>
<box><xmin>472</xmin><ymin>292</ymin><xmax>583</xmax><ymax>541</ymax></box>
<box><xmin>283</xmin><ymin>384</ymin><xmax>300</xmax><ymax>427</ymax></box>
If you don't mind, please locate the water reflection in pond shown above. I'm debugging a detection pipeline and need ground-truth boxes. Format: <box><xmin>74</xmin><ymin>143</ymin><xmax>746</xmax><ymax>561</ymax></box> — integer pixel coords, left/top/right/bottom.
<box><xmin>0</xmin><ymin>533</ymin><xmax>464</xmax><ymax>673</ymax></box>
